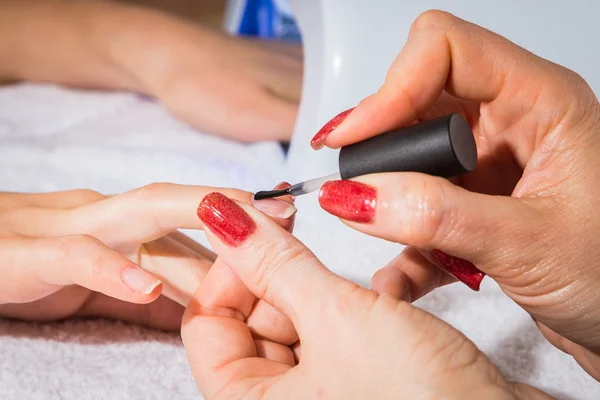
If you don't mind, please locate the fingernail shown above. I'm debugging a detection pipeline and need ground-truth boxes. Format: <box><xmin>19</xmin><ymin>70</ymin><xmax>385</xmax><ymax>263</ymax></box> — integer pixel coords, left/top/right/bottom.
<box><xmin>310</xmin><ymin>108</ymin><xmax>355</xmax><ymax>150</ymax></box>
<box><xmin>430</xmin><ymin>250</ymin><xmax>485</xmax><ymax>291</ymax></box>
<box><xmin>252</xmin><ymin>197</ymin><xmax>297</xmax><ymax>218</ymax></box>
<box><xmin>121</xmin><ymin>267</ymin><xmax>161</xmax><ymax>294</ymax></box>
<box><xmin>252</xmin><ymin>182</ymin><xmax>297</xmax><ymax>218</ymax></box>
<box><xmin>197</xmin><ymin>192</ymin><xmax>256</xmax><ymax>247</ymax></box>
<box><xmin>273</xmin><ymin>181</ymin><xmax>292</xmax><ymax>191</ymax></box>
<box><xmin>318</xmin><ymin>180</ymin><xmax>377</xmax><ymax>223</ymax></box>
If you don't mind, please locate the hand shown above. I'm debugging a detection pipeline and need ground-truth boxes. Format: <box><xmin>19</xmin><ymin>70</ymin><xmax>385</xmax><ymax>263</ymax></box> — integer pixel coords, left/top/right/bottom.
<box><xmin>311</xmin><ymin>11</ymin><xmax>600</xmax><ymax>378</ymax></box>
<box><xmin>0</xmin><ymin>183</ymin><xmax>296</xmax><ymax>330</ymax></box>
<box><xmin>0</xmin><ymin>1</ymin><xmax>302</xmax><ymax>142</ymax></box>
<box><xmin>148</xmin><ymin>28</ymin><xmax>303</xmax><ymax>142</ymax></box>
<box><xmin>181</xmin><ymin>192</ymin><xmax>550</xmax><ymax>399</ymax></box>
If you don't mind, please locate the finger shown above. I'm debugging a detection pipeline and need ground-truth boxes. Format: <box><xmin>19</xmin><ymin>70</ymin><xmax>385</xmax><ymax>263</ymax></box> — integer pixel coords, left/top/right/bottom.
<box><xmin>370</xmin><ymin>247</ymin><xmax>456</xmax><ymax>302</ymax></box>
<box><xmin>197</xmin><ymin>192</ymin><xmax>348</xmax><ymax>331</ymax></box>
<box><xmin>247</xmin><ymin>299</ymin><xmax>298</xmax><ymax>346</ymax></box>
<box><xmin>168</xmin><ymin>231</ymin><xmax>216</xmax><ymax>262</ymax></box>
<box><xmin>252</xmin><ymin>181</ymin><xmax>297</xmax><ymax>233</ymax></box>
<box><xmin>292</xmin><ymin>341</ymin><xmax>301</xmax><ymax>363</ymax></box>
<box><xmin>233</xmin><ymin>89</ymin><xmax>299</xmax><ymax>142</ymax></box>
<box><xmin>201</xmin><ymin>184</ymin><xmax>299</xmax><ymax>345</ymax></box>
<box><xmin>0</xmin><ymin>236</ymin><xmax>161</xmax><ymax>305</ymax></box>
<box><xmin>75</xmin><ymin>293</ymin><xmax>184</xmax><ymax>331</ymax></box>
<box><xmin>254</xmin><ymin>339</ymin><xmax>295</xmax><ymax>366</ymax></box>
<box><xmin>0</xmin><ymin>189</ymin><xmax>104</xmax><ymax>211</ymax></box>
<box><xmin>323</xmin><ymin>10</ymin><xmax>577</xmax><ymax>148</ymax></box>
<box><xmin>318</xmin><ymin>174</ymin><xmax>543</xmax><ymax>285</ymax></box>
<box><xmin>172</xmin><ymin>77</ymin><xmax>298</xmax><ymax>142</ymax></box>
<box><xmin>536</xmin><ymin>321</ymin><xmax>600</xmax><ymax>381</ymax></box>
<box><xmin>182</xmin><ymin>257</ymin><xmax>290</xmax><ymax>398</ymax></box>
<box><xmin>5</xmin><ymin>184</ymin><xmax>295</xmax><ymax>250</ymax></box>
<box><xmin>2</xmin><ymin>184</ymin><xmax>245</xmax><ymax>242</ymax></box>
<box><xmin>205</xmin><ymin>183</ymin><xmax>299</xmax><ymax>346</ymax></box>
<box><xmin>141</xmin><ymin>236</ymin><xmax>213</xmax><ymax>307</ymax></box>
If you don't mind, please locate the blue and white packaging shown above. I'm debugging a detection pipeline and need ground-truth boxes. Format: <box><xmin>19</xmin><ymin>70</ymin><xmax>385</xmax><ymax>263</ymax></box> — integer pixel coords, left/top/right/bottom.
<box><xmin>223</xmin><ymin>0</ymin><xmax>301</xmax><ymax>42</ymax></box>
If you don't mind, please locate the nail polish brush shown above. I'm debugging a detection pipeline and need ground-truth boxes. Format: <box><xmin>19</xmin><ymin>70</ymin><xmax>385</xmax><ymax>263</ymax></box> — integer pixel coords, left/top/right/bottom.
<box><xmin>254</xmin><ymin>113</ymin><xmax>477</xmax><ymax>200</ymax></box>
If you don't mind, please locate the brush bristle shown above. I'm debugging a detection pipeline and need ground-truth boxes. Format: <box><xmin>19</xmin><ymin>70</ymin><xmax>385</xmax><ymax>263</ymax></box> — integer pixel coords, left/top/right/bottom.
<box><xmin>253</xmin><ymin>189</ymin><xmax>289</xmax><ymax>200</ymax></box>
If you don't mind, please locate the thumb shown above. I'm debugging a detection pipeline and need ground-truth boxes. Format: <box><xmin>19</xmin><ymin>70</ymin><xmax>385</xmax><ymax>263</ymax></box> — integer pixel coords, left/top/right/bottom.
<box><xmin>0</xmin><ymin>235</ymin><xmax>162</xmax><ymax>305</ymax></box>
<box><xmin>318</xmin><ymin>173</ymin><xmax>544</xmax><ymax>282</ymax></box>
<box><xmin>196</xmin><ymin>192</ymin><xmax>349</xmax><ymax>332</ymax></box>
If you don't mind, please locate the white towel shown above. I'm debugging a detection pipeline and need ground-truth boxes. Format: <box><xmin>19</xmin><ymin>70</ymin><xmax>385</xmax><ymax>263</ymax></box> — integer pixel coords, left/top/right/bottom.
<box><xmin>0</xmin><ymin>84</ymin><xmax>597</xmax><ymax>399</ymax></box>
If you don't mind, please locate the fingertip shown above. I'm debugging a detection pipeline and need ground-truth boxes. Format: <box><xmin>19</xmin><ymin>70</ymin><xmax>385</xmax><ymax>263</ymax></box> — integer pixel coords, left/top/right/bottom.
<box><xmin>430</xmin><ymin>250</ymin><xmax>484</xmax><ymax>291</ymax></box>
<box><xmin>251</xmin><ymin>197</ymin><xmax>297</xmax><ymax>219</ymax></box>
<box><xmin>272</xmin><ymin>182</ymin><xmax>295</xmax><ymax>204</ymax></box>
<box><xmin>310</xmin><ymin>107</ymin><xmax>355</xmax><ymax>150</ymax></box>
<box><xmin>252</xmin><ymin>182</ymin><xmax>296</xmax><ymax>231</ymax></box>
<box><xmin>324</xmin><ymin>93</ymin><xmax>402</xmax><ymax>149</ymax></box>
<box><xmin>370</xmin><ymin>266</ymin><xmax>412</xmax><ymax>302</ymax></box>
<box><xmin>120</xmin><ymin>266</ymin><xmax>163</xmax><ymax>301</ymax></box>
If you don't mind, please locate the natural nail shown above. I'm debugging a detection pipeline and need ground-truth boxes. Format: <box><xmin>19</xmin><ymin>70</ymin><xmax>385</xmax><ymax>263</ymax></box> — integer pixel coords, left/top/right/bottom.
<box><xmin>252</xmin><ymin>182</ymin><xmax>297</xmax><ymax>218</ymax></box>
<box><xmin>318</xmin><ymin>180</ymin><xmax>377</xmax><ymax>223</ymax></box>
<box><xmin>197</xmin><ymin>192</ymin><xmax>256</xmax><ymax>247</ymax></box>
<box><xmin>121</xmin><ymin>267</ymin><xmax>161</xmax><ymax>295</ymax></box>
<box><xmin>273</xmin><ymin>181</ymin><xmax>292</xmax><ymax>192</ymax></box>
<box><xmin>310</xmin><ymin>108</ymin><xmax>355</xmax><ymax>150</ymax></box>
<box><xmin>430</xmin><ymin>250</ymin><xmax>485</xmax><ymax>291</ymax></box>
<box><xmin>252</xmin><ymin>197</ymin><xmax>297</xmax><ymax>218</ymax></box>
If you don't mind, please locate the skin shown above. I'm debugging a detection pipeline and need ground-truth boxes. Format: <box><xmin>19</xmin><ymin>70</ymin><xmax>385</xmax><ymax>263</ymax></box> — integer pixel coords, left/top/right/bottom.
<box><xmin>316</xmin><ymin>11</ymin><xmax>600</xmax><ymax>380</ymax></box>
<box><xmin>184</xmin><ymin>194</ymin><xmax>552</xmax><ymax>399</ymax></box>
<box><xmin>0</xmin><ymin>0</ymin><xmax>302</xmax><ymax>141</ymax></box>
<box><xmin>0</xmin><ymin>184</ymin><xmax>296</xmax><ymax>331</ymax></box>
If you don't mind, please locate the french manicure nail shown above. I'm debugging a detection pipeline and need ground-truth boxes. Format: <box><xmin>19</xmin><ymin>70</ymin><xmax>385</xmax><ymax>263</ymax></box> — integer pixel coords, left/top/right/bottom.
<box><xmin>318</xmin><ymin>180</ymin><xmax>377</xmax><ymax>223</ymax></box>
<box><xmin>197</xmin><ymin>192</ymin><xmax>256</xmax><ymax>247</ymax></box>
<box><xmin>430</xmin><ymin>250</ymin><xmax>485</xmax><ymax>291</ymax></box>
<box><xmin>121</xmin><ymin>267</ymin><xmax>161</xmax><ymax>294</ymax></box>
<box><xmin>310</xmin><ymin>108</ymin><xmax>355</xmax><ymax>150</ymax></box>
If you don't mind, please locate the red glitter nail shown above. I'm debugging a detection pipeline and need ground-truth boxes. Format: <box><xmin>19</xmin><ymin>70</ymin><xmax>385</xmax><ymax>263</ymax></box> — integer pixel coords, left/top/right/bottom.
<box><xmin>318</xmin><ymin>180</ymin><xmax>377</xmax><ymax>223</ymax></box>
<box><xmin>197</xmin><ymin>192</ymin><xmax>256</xmax><ymax>247</ymax></box>
<box><xmin>310</xmin><ymin>108</ymin><xmax>355</xmax><ymax>150</ymax></box>
<box><xmin>430</xmin><ymin>250</ymin><xmax>485</xmax><ymax>291</ymax></box>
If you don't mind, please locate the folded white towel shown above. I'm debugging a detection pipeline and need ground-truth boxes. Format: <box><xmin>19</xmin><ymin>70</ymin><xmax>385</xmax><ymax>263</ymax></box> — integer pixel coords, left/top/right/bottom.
<box><xmin>0</xmin><ymin>84</ymin><xmax>597</xmax><ymax>399</ymax></box>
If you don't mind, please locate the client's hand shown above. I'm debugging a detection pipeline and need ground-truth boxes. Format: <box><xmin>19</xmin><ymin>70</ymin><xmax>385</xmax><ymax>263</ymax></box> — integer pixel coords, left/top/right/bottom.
<box><xmin>0</xmin><ymin>184</ymin><xmax>296</xmax><ymax>330</ymax></box>
<box><xmin>150</xmin><ymin>29</ymin><xmax>303</xmax><ymax>142</ymax></box>
<box><xmin>0</xmin><ymin>0</ymin><xmax>302</xmax><ymax>142</ymax></box>
<box><xmin>181</xmin><ymin>192</ymin><xmax>550</xmax><ymax>399</ymax></box>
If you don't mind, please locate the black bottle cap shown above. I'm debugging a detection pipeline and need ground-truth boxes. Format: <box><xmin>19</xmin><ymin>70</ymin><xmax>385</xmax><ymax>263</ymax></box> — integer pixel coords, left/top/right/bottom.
<box><xmin>338</xmin><ymin>113</ymin><xmax>477</xmax><ymax>180</ymax></box>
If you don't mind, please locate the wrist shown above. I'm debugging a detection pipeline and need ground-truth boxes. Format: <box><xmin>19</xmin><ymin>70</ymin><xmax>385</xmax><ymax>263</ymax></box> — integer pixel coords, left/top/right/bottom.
<box><xmin>97</xmin><ymin>2</ymin><xmax>216</xmax><ymax>98</ymax></box>
<box><xmin>0</xmin><ymin>0</ymin><xmax>150</xmax><ymax>90</ymax></box>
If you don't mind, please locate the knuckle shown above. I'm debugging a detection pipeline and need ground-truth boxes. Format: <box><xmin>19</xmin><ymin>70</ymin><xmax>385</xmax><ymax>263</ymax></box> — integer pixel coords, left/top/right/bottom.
<box><xmin>399</xmin><ymin>177</ymin><xmax>455</xmax><ymax>247</ymax></box>
<box><xmin>56</xmin><ymin>234</ymin><xmax>103</xmax><ymax>275</ymax></box>
<box><xmin>58</xmin><ymin>234</ymin><xmax>97</xmax><ymax>256</ymax></box>
<box><xmin>133</xmin><ymin>182</ymin><xmax>175</xmax><ymax>202</ymax></box>
<box><xmin>410</xmin><ymin>10</ymin><xmax>456</xmax><ymax>34</ymax></box>
<box><xmin>251</xmin><ymin>238</ymin><xmax>311</xmax><ymax>300</ymax></box>
<box><xmin>71</xmin><ymin>189</ymin><xmax>105</xmax><ymax>204</ymax></box>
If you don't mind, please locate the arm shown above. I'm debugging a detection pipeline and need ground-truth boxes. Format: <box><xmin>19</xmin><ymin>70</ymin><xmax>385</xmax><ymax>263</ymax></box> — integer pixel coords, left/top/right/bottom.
<box><xmin>0</xmin><ymin>0</ymin><xmax>301</xmax><ymax>141</ymax></box>
<box><xmin>0</xmin><ymin>0</ymin><xmax>198</xmax><ymax>94</ymax></box>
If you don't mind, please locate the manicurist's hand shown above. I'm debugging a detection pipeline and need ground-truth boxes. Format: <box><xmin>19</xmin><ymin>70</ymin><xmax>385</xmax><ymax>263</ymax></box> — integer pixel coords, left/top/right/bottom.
<box><xmin>0</xmin><ymin>183</ymin><xmax>296</xmax><ymax>330</ymax></box>
<box><xmin>310</xmin><ymin>10</ymin><xmax>600</xmax><ymax>379</ymax></box>
<box><xmin>181</xmin><ymin>191</ymin><xmax>551</xmax><ymax>400</ymax></box>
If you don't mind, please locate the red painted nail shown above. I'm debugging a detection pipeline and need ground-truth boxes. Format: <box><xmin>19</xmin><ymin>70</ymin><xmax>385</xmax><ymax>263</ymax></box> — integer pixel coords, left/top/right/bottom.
<box><xmin>318</xmin><ymin>180</ymin><xmax>377</xmax><ymax>223</ymax></box>
<box><xmin>197</xmin><ymin>192</ymin><xmax>256</xmax><ymax>247</ymax></box>
<box><xmin>310</xmin><ymin>108</ymin><xmax>355</xmax><ymax>150</ymax></box>
<box><xmin>430</xmin><ymin>250</ymin><xmax>485</xmax><ymax>291</ymax></box>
